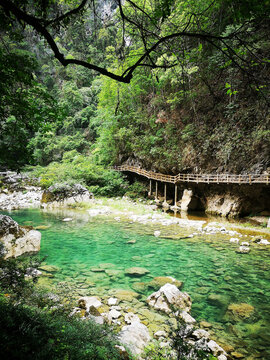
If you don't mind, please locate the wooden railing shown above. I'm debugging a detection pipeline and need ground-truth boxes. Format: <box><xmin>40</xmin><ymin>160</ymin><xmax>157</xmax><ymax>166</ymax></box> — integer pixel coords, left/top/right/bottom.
<box><xmin>114</xmin><ymin>165</ymin><xmax>269</xmax><ymax>185</ymax></box>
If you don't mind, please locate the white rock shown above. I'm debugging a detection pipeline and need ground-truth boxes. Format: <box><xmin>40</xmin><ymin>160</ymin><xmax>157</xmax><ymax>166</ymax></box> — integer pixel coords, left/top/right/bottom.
<box><xmin>154</xmin><ymin>330</ymin><xmax>167</xmax><ymax>339</ymax></box>
<box><xmin>108</xmin><ymin>297</ymin><xmax>118</xmax><ymax>306</ymax></box>
<box><xmin>154</xmin><ymin>231</ymin><xmax>161</xmax><ymax>237</ymax></box>
<box><xmin>119</xmin><ymin>322</ymin><xmax>151</xmax><ymax>355</ymax></box>
<box><xmin>230</xmin><ymin>238</ymin><xmax>239</xmax><ymax>243</ymax></box>
<box><xmin>147</xmin><ymin>283</ymin><xmax>192</xmax><ymax>313</ymax></box>
<box><xmin>109</xmin><ymin>309</ymin><xmax>121</xmax><ymax>319</ymax></box>
<box><xmin>78</xmin><ymin>296</ymin><xmax>102</xmax><ymax>312</ymax></box>
<box><xmin>259</xmin><ymin>239</ymin><xmax>270</xmax><ymax>245</ymax></box>
<box><xmin>178</xmin><ymin>310</ymin><xmax>196</xmax><ymax>324</ymax></box>
<box><xmin>62</xmin><ymin>218</ymin><xmax>73</xmax><ymax>222</ymax></box>
<box><xmin>237</xmin><ymin>246</ymin><xmax>250</xmax><ymax>253</ymax></box>
<box><xmin>160</xmin><ymin>341</ymin><xmax>170</xmax><ymax>348</ymax></box>
<box><xmin>124</xmin><ymin>312</ymin><xmax>141</xmax><ymax>324</ymax></box>
<box><xmin>218</xmin><ymin>355</ymin><xmax>227</xmax><ymax>360</ymax></box>
<box><xmin>207</xmin><ymin>340</ymin><xmax>227</xmax><ymax>357</ymax></box>
<box><xmin>241</xmin><ymin>242</ymin><xmax>249</xmax><ymax>246</ymax></box>
<box><xmin>192</xmin><ymin>329</ymin><xmax>210</xmax><ymax>340</ymax></box>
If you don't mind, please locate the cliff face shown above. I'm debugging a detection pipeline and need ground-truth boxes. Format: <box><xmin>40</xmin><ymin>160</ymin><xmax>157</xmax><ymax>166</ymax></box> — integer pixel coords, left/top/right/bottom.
<box><xmin>117</xmin><ymin>93</ymin><xmax>270</xmax><ymax>176</ymax></box>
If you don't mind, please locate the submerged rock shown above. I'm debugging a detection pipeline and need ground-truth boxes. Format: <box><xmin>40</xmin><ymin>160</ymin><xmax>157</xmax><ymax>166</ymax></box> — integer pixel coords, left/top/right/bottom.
<box><xmin>147</xmin><ymin>283</ymin><xmax>192</xmax><ymax>313</ymax></box>
<box><xmin>125</xmin><ymin>267</ymin><xmax>150</xmax><ymax>276</ymax></box>
<box><xmin>110</xmin><ymin>289</ymin><xmax>139</xmax><ymax>302</ymax></box>
<box><xmin>207</xmin><ymin>294</ymin><xmax>229</xmax><ymax>308</ymax></box>
<box><xmin>39</xmin><ymin>265</ymin><xmax>59</xmax><ymax>273</ymax></box>
<box><xmin>225</xmin><ymin>303</ymin><xmax>255</xmax><ymax>321</ymax></box>
<box><xmin>131</xmin><ymin>282</ymin><xmax>149</xmax><ymax>293</ymax></box>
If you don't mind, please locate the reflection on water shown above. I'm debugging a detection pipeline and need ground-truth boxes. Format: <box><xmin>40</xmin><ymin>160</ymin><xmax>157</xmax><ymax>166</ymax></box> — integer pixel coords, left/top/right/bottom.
<box><xmin>4</xmin><ymin>208</ymin><xmax>270</xmax><ymax>359</ymax></box>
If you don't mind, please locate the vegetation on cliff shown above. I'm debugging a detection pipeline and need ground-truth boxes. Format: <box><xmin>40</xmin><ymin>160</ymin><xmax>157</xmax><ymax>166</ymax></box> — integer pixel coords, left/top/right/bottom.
<box><xmin>0</xmin><ymin>0</ymin><xmax>269</xmax><ymax>183</ymax></box>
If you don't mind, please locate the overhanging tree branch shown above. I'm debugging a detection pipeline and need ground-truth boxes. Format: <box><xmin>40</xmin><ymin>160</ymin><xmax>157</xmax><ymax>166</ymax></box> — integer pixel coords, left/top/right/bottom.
<box><xmin>0</xmin><ymin>0</ymin><xmax>259</xmax><ymax>84</ymax></box>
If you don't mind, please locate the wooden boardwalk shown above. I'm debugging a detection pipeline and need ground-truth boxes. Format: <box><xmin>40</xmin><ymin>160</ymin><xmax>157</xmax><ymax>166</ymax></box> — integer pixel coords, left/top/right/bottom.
<box><xmin>114</xmin><ymin>165</ymin><xmax>269</xmax><ymax>185</ymax></box>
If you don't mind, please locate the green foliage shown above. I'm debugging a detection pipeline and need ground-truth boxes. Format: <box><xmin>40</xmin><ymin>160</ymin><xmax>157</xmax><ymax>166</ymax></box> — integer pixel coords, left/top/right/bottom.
<box><xmin>0</xmin><ymin>43</ymin><xmax>59</xmax><ymax>170</ymax></box>
<box><xmin>124</xmin><ymin>181</ymin><xmax>147</xmax><ymax>199</ymax></box>
<box><xmin>28</xmin><ymin>152</ymin><xmax>128</xmax><ymax>197</ymax></box>
<box><xmin>0</xmin><ymin>296</ymin><xmax>123</xmax><ymax>360</ymax></box>
<box><xmin>0</xmin><ymin>254</ymin><xmax>124</xmax><ymax>360</ymax></box>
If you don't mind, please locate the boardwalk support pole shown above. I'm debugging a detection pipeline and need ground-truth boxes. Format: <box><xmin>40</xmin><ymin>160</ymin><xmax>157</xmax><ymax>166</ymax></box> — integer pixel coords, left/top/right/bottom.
<box><xmin>164</xmin><ymin>183</ymin><xmax>167</xmax><ymax>203</ymax></box>
<box><xmin>155</xmin><ymin>181</ymin><xmax>158</xmax><ymax>200</ymax></box>
<box><xmin>148</xmin><ymin>179</ymin><xmax>152</xmax><ymax>196</ymax></box>
<box><xmin>174</xmin><ymin>185</ymin><xmax>177</xmax><ymax>206</ymax></box>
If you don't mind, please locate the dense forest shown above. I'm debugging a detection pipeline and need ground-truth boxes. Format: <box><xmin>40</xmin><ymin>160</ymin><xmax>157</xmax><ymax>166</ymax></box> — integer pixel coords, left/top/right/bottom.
<box><xmin>1</xmin><ymin>2</ymin><xmax>270</xmax><ymax>359</ymax></box>
<box><xmin>0</xmin><ymin>0</ymin><xmax>270</xmax><ymax>193</ymax></box>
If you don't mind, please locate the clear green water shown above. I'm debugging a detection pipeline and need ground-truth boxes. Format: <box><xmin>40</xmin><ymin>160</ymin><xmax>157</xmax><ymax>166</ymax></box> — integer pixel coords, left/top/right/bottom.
<box><xmin>3</xmin><ymin>208</ymin><xmax>270</xmax><ymax>359</ymax></box>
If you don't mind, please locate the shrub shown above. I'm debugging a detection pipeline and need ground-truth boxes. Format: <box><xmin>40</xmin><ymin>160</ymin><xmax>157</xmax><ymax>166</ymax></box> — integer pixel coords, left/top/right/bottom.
<box><xmin>0</xmin><ymin>254</ymin><xmax>126</xmax><ymax>360</ymax></box>
<box><xmin>0</xmin><ymin>296</ymin><xmax>123</xmax><ymax>360</ymax></box>
<box><xmin>124</xmin><ymin>181</ymin><xmax>147</xmax><ymax>199</ymax></box>
<box><xmin>26</xmin><ymin>153</ymin><xmax>129</xmax><ymax>197</ymax></box>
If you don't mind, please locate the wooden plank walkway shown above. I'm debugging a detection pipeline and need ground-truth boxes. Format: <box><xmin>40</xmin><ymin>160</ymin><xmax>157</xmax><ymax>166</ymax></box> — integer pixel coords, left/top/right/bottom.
<box><xmin>114</xmin><ymin>165</ymin><xmax>269</xmax><ymax>185</ymax></box>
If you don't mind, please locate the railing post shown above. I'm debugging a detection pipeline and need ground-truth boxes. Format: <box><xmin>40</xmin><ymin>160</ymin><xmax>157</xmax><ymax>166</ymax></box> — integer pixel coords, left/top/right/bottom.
<box><xmin>217</xmin><ymin>174</ymin><xmax>219</xmax><ymax>184</ymax></box>
<box><xmin>267</xmin><ymin>175</ymin><xmax>269</xmax><ymax>185</ymax></box>
<box><xmin>227</xmin><ymin>174</ymin><xmax>229</xmax><ymax>184</ymax></box>
<box><xmin>249</xmin><ymin>174</ymin><xmax>251</xmax><ymax>185</ymax></box>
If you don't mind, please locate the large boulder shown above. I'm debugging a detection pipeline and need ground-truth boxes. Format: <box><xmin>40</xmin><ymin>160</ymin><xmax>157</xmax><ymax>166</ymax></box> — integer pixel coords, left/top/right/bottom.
<box><xmin>119</xmin><ymin>322</ymin><xmax>151</xmax><ymax>355</ymax></box>
<box><xmin>147</xmin><ymin>283</ymin><xmax>192</xmax><ymax>313</ymax></box>
<box><xmin>41</xmin><ymin>183</ymin><xmax>93</xmax><ymax>207</ymax></box>
<box><xmin>0</xmin><ymin>215</ymin><xmax>41</xmax><ymax>259</ymax></box>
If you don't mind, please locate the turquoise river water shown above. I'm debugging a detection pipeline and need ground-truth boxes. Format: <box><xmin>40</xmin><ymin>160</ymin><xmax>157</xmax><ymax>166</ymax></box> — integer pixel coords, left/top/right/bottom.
<box><xmin>3</xmin><ymin>208</ymin><xmax>270</xmax><ymax>359</ymax></box>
